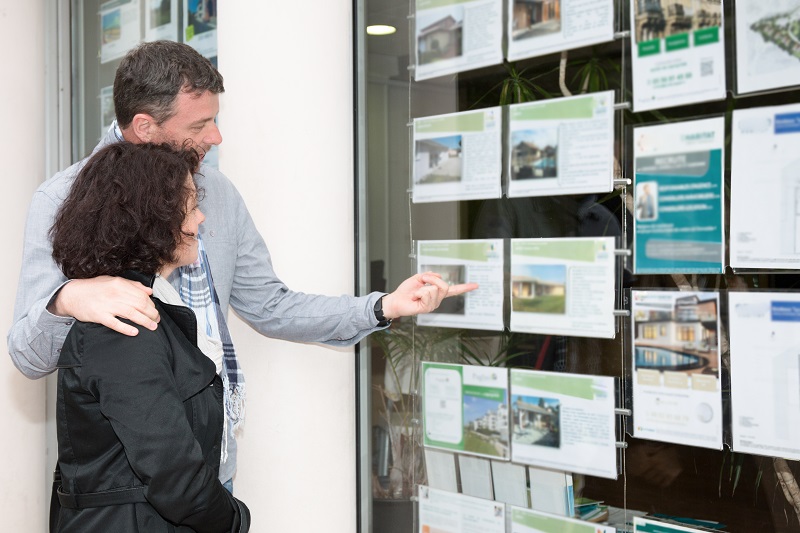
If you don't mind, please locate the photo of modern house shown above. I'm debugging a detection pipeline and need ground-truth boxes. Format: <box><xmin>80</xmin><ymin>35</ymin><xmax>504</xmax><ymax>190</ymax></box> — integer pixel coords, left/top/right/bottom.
<box><xmin>420</xmin><ymin>264</ymin><xmax>466</xmax><ymax>315</ymax></box>
<box><xmin>414</xmin><ymin>135</ymin><xmax>462</xmax><ymax>184</ymax></box>
<box><xmin>511</xmin><ymin>265</ymin><xmax>566</xmax><ymax>314</ymax></box>
<box><xmin>634</xmin><ymin>0</ymin><xmax>701</xmax><ymax>42</ymax></box>
<box><xmin>633</xmin><ymin>293</ymin><xmax>719</xmax><ymax>375</ymax></box>
<box><xmin>464</xmin><ymin>396</ymin><xmax>509</xmax><ymax>458</ymax></box>
<box><xmin>100</xmin><ymin>90</ymin><xmax>115</xmax><ymax>132</ymax></box>
<box><xmin>512</xmin><ymin>395</ymin><xmax>560</xmax><ymax>449</ymax></box>
<box><xmin>511</xmin><ymin>129</ymin><xmax>558</xmax><ymax>180</ymax></box>
<box><xmin>694</xmin><ymin>0</ymin><xmax>721</xmax><ymax>30</ymax></box>
<box><xmin>102</xmin><ymin>9</ymin><xmax>122</xmax><ymax>44</ymax></box>
<box><xmin>417</xmin><ymin>9</ymin><xmax>464</xmax><ymax>66</ymax></box>
<box><xmin>511</xmin><ymin>0</ymin><xmax>561</xmax><ymax>41</ymax></box>
<box><xmin>149</xmin><ymin>0</ymin><xmax>171</xmax><ymax>28</ymax></box>
<box><xmin>188</xmin><ymin>0</ymin><xmax>216</xmax><ymax>35</ymax></box>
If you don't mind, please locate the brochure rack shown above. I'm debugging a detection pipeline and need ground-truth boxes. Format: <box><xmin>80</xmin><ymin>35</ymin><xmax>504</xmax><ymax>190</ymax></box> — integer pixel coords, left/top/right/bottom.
<box><xmin>363</xmin><ymin>0</ymin><xmax>800</xmax><ymax>531</ymax></box>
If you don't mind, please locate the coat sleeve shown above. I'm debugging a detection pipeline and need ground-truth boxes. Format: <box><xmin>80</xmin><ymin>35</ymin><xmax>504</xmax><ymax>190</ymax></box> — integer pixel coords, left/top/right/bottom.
<box><xmin>80</xmin><ymin>323</ymin><xmax>247</xmax><ymax>533</ymax></box>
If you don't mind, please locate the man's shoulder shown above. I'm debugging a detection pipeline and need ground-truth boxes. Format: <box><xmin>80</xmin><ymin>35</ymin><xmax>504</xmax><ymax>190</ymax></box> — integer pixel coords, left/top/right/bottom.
<box><xmin>195</xmin><ymin>163</ymin><xmax>245</xmax><ymax>207</ymax></box>
<box><xmin>37</xmin><ymin>158</ymin><xmax>89</xmax><ymax>200</ymax></box>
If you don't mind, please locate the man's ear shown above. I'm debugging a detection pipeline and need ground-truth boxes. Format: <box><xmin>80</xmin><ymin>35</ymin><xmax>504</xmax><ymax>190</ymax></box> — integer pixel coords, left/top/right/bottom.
<box><xmin>127</xmin><ymin>113</ymin><xmax>158</xmax><ymax>143</ymax></box>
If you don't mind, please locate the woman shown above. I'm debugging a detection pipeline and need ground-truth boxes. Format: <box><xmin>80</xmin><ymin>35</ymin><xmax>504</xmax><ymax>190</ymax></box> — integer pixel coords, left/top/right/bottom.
<box><xmin>49</xmin><ymin>142</ymin><xmax>250</xmax><ymax>532</ymax></box>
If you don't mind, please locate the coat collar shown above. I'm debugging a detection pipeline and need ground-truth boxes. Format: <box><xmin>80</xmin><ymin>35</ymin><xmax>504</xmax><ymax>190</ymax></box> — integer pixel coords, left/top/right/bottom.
<box><xmin>122</xmin><ymin>270</ymin><xmax>157</xmax><ymax>289</ymax></box>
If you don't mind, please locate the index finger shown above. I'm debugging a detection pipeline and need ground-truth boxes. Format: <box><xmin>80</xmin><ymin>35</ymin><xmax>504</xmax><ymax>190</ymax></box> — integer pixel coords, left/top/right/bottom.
<box><xmin>445</xmin><ymin>282</ymin><xmax>480</xmax><ymax>297</ymax></box>
<box><xmin>419</xmin><ymin>273</ymin><xmax>449</xmax><ymax>293</ymax></box>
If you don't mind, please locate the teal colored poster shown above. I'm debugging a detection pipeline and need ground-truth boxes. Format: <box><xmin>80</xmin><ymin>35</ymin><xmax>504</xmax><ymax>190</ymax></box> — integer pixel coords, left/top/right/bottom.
<box><xmin>633</xmin><ymin>118</ymin><xmax>725</xmax><ymax>274</ymax></box>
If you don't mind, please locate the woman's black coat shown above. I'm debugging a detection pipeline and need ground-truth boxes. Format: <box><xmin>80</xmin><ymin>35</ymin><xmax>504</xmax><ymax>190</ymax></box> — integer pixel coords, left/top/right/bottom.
<box><xmin>53</xmin><ymin>272</ymin><xmax>250</xmax><ymax>532</ymax></box>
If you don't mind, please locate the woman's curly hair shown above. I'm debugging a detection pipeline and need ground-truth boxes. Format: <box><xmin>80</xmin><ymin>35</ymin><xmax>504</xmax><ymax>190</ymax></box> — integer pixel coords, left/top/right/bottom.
<box><xmin>51</xmin><ymin>142</ymin><xmax>202</xmax><ymax>279</ymax></box>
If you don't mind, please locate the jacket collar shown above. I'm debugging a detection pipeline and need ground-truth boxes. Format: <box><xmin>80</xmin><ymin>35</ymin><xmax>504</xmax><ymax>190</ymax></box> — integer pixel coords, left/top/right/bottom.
<box><xmin>121</xmin><ymin>270</ymin><xmax>157</xmax><ymax>289</ymax></box>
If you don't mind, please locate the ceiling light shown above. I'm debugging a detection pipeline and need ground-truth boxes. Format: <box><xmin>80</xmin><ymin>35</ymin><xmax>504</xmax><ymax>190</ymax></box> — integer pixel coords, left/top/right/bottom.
<box><xmin>367</xmin><ymin>24</ymin><xmax>396</xmax><ymax>36</ymax></box>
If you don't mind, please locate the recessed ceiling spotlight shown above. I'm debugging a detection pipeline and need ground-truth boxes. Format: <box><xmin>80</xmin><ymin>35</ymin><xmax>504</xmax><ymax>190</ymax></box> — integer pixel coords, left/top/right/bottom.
<box><xmin>367</xmin><ymin>24</ymin><xmax>397</xmax><ymax>36</ymax></box>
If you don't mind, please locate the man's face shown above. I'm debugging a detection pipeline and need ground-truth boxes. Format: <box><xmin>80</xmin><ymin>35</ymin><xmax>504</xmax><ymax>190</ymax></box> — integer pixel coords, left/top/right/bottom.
<box><xmin>150</xmin><ymin>90</ymin><xmax>222</xmax><ymax>160</ymax></box>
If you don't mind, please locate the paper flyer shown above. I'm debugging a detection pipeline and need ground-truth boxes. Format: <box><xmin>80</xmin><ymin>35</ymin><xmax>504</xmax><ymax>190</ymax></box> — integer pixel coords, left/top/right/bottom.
<box><xmin>735</xmin><ymin>0</ymin><xmax>800</xmax><ymax>95</ymax></box>
<box><xmin>414</xmin><ymin>0</ymin><xmax>503</xmax><ymax>81</ymax></box>
<box><xmin>99</xmin><ymin>0</ymin><xmax>141</xmax><ymax>64</ymax></box>
<box><xmin>413</xmin><ymin>108</ymin><xmax>502</xmax><ymax>203</ymax></box>
<box><xmin>507</xmin><ymin>0</ymin><xmax>614</xmax><ymax>61</ymax></box>
<box><xmin>630</xmin><ymin>0</ymin><xmax>725</xmax><ymax>112</ymax></box>
<box><xmin>185</xmin><ymin>0</ymin><xmax>218</xmax><ymax>58</ymax></box>
<box><xmin>634</xmin><ymin>516</ymin><xmax>709</xmax><ymax>533</ymax></box>
<box><xmin>510</xmin><ymin>369</ymin><xmax>618</xmax><ymax>479</ymax></box>
<box><xmin>458</xmin><ymin>455</ymin><xmax>494</xmax><ymax>500</ymax></box>
<box><xmin>417</xmin><ymin>240</ymin><xmax>504</xmax><ymax>330</ymax></box>
<box><xmin>425</xmin><ymin>448</ymin><xmax>459</xmax><ymax>492</ymax></box>
<box><xmin>633</xmin><ymin>117</ymin><xmax>725</xmax><ymax>274</ymax></box>
<box><xmin>528</xmin><ymin>466</ymin><xmax>573</xmax><ymax>517</ymax></box>
<box><xmin>731</xmin><ymin>102</ymin><xmax>800</xmax><ymax>269</ymax></box>
<box><xmin>729</xmin><ymin>292</ymin><xmax>800</xmax><ymax>460</ymax></box>
<box><xmin>509</xmin><ymin>237</ymin><xmax>616</xmax><ymax>339</ymax></box>
<box><xmin>510</xmin><ymin>506</ymin><xmax>616</xmax><ymax>533</ymax></box>
<box><xmin>491</xmin><ymin>461</ymin><xmax>528</xmax><ymax>508</ymax></box>
<box><xmin>418</xmin><ymin>486</ymin><xmax>506</xmax><ymax>533</ymax></box>
<box><xmin>100</xmin><ymin>86</ymin><xmax>115</xmax><ymax>140</ymax></box>
<box><xmin>507</xmin><ymin>91</ymin><xmax>615</xmax><ymax>198</ymax></box>
<box><xmin>145</xmin><ymin>0</ymin><xmax>179</xmax><ymax>42</ymax></box>
<box><xmin>422</xmin><ymin>362</ymin><xmax>510</xmax><ymax>460</ymax></box>
<box><xmin>631</xmin><ymin>290</ymin><xmax>723</xmax><ymax>449</ymax></box>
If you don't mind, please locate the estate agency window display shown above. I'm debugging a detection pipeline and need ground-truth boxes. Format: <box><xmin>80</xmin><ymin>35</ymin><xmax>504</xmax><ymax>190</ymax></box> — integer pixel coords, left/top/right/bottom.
<box><xmin>359</xmin><ymin>0</ymin><xmax>800</xmax><ymax>531</ymax></box>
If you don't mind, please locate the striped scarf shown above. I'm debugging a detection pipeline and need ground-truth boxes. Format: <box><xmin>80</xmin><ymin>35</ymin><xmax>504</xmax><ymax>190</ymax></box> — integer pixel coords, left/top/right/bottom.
<box><xmin>178</xmin><ymin>234</ymin><xmax>246</xmax><ymax>431</ymax></box>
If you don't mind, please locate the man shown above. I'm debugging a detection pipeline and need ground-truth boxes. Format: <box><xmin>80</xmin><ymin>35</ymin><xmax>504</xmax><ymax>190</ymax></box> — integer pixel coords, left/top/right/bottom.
<box><xmin>8</xmin><ymin>41</ymin><xmax>476</xmax><ymax>488</ymax></box>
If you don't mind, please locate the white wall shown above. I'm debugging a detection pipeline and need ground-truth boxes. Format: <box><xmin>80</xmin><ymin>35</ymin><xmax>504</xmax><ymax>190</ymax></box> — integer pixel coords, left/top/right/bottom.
<box><xmin>0</xmin><ymin>0</ymin><xmax>48</xmax><ymax>531</ymax></box>
<box><xmin>0</xmin><ymin>1</ymin><xmax>357</xmax><ymax>530</ymax></box>
<box><xmin>219</xmin><ymin>1</ymin><xmax>357</xmax><ymax>532</ymax></box>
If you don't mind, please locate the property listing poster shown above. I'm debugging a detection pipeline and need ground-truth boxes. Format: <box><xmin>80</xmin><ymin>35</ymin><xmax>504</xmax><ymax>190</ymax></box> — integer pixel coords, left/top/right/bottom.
<box><xmin>634</xmin><ymin>516</ymin><xmax>708</xmax><ymax>533</ymax></box>
<box><xmin>631</xmin><ymin>290</ymin><xmax>723</xmax><ymax>449</ymax></box>
<box><xmin>422</xmin><ymin>362</ymin><xmax>510</xmax><ymax>460</ymax></box>
<box><xmin>184</xmin><ymin>0</ymin><xmax>218</xmax><ymax>58</ymax></box>
<box><xmin>510</xmin><ymin>369</ymin><xmax>618</xmax><ymax>479</ymax></box>
<box><xmin>100</xmin><ymin>86</ymin><xmax>115</xmax><ymax>140</ymax></box>
<box><xmin>729</xmin><ymin>292</ymin><xmax>800</xmax><ymax>460</ymax></box>
<box><xmin>507</xmin><ymin>91</ymin><xmax>614</xmax><ymax>198</ymax></box>
<box><xmin>509</xmin><ymin>237</ymin><xmax>615</xmax><ymax>339</ymax></box>
<box><xmin>413</xmin><ymin>108</ymin><xmax>502</xmax><ymax>203</ymax></box>
<box><xmin>507</xmin><ymin>0</ymin><xmax>614</xmax><ymax>61</ymax></box>
<box><xmin>415</xmin><ymin>0</ymin><xmax>503</xmax><ymax>81</ymax></box>
<box><xmin>145</xmin><ymin>0</ymin><xmax>179</xmax><ymax>42</ymax></box>
<box><xmin>735</xmin><ymin>0</ymin><xmax>800</xmax><ymax>95</ymax></box>
<box><xmin>731</xmin><ymin>102</ymin><xmax>800</xmax><ymax>269</ymax></box>
<box><xmin>633</xmin><ymin>117</ymin><xmax>725</xmax><ymax>274</ymax></box>
<box><xmin>418</xmin><ymin>486</ymin><xmax>505</xmax><ymax>533</ymax></box>
<box><xmin>417</xmin><ymin>240</ymin><xmax>503</xmax><ymax>330</ymax></box>
<box><xmin>99</xmin><ymin>0</ymin><xmax>141</xmax><ymax>64</ymax></box>
<box><xmin>630</xmin><ymin>0</ymin><xmax>725</xmax><ymax>112</ymax></box>
<box><xmin>510</xmin><ymin>506</ymin><xmax>616</xmax><ymax>533</ymax></box>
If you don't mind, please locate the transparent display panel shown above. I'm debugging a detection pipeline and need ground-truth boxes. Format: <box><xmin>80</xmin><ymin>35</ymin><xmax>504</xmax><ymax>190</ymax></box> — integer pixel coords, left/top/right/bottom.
<box><xmin>359</xmin><ymin>0</ymin><xmax>800</xmax><ymax>531</ymax></box>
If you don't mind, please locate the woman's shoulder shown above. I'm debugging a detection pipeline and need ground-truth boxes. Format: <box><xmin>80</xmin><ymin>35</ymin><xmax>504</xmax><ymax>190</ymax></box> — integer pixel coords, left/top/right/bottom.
<box><xmin>68</xmin><ymin>319</ymin><xmax>171</xmax><ymax>369</ymax></box>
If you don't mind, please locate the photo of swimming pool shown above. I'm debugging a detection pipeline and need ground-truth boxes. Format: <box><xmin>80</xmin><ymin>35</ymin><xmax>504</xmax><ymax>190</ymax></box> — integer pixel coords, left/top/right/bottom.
<box><xmin>634</xmin><ymin>346</ymin><xmax>707</xmax><ymax>372</ymax></box>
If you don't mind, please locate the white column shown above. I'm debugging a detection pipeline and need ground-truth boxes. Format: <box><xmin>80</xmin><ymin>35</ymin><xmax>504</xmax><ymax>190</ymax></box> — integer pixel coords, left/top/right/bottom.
<box><xmin>218</xmin><ymin>1</ymin><xmax>357</xmax><ymax>531</ymax></box>
<box><xmin>0</xmin><ymin>0</ymin><xmax>48</xmax><ymax>531</ymax></box>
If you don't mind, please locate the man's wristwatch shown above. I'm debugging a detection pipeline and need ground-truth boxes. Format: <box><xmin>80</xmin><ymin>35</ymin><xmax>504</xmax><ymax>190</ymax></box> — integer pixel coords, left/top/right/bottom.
<box><xmin>374</xmin><ymin>295</ymin><xmax>392</xmax><ymax>327</ymax></box>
